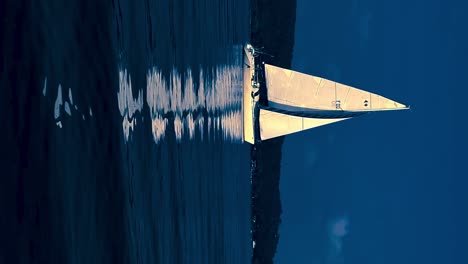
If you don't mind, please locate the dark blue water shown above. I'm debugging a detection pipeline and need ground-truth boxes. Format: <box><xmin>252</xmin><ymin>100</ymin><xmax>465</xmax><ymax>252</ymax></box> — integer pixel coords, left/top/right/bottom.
<box><xmin>1</xmin><ymin>0</ymin><xmax>251</xmax><ymax>263</ymax></box>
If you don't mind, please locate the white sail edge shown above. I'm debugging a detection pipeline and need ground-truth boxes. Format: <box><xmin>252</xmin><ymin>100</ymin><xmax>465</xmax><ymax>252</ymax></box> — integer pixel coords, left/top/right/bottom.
<box><xmin>259</xmin><ymin>108</ymin><xmax>350</xmax><ymax>140</ymax></box>
<box><xmin>264</xmin><ymin>64</ymin><xmax>409</xmax><ymax>112</ymax></box>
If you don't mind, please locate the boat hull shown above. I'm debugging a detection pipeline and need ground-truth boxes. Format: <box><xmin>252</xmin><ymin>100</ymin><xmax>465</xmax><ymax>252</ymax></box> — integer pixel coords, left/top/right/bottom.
<box><xmin>242</xmin><ymin>46</ymin><xmax>257</xmax><ymax>144</ymax></box>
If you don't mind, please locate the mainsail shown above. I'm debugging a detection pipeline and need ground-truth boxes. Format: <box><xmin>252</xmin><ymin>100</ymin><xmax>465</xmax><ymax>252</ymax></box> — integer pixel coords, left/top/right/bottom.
<box><xmin>258</xmin><ymin>64</ymin><xmax>408</xmax><ymax>140</ymax></box>
<box><xmin>264</xmin><ymin>64</ymin><xmax>408</xmax><ymax>112</ymax></box>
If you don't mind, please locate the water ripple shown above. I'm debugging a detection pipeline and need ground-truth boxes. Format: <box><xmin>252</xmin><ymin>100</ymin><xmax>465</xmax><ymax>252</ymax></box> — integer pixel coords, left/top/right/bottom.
<box><xmin>119</xmin><ymin>59</ymin><xmax>243</xmax><ymax>143</ymax></box>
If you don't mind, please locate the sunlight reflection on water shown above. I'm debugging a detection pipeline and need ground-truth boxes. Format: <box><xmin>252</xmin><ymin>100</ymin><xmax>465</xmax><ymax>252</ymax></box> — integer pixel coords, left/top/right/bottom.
<box><xmin>118</xmin><ymin>50</ymin><xmax>243</xmax><ymax>143</ymax></box>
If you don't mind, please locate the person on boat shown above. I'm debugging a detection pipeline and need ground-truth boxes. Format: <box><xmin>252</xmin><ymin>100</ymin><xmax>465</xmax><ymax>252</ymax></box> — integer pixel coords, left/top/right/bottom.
<box><xmin>251</xmin><ymin>90</ymin><xmax>259</xmax><ymax>98</ymax></box>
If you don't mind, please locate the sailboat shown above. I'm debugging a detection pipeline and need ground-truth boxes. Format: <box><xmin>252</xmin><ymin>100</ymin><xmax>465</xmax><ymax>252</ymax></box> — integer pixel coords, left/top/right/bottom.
<box><xmin>242</xmin><ymin>44</ymin><xmax>409</xmax><ymax>144</ymax></box>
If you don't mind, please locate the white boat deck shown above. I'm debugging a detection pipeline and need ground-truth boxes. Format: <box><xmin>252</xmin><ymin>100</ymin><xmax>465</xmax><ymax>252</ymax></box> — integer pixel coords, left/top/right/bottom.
<box><xmin>242</xmin><ymin>46</ymin><xmax>257</xmax><ymax>144</ymax></box>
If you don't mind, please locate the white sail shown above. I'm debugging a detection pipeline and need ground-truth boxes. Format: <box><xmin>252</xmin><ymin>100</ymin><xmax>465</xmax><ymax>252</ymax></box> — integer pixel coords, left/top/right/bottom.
<box><xmin>259</xmin><ymin>108</ymin><xmax>349</xmax><ymax>140</ymax></box>
<box><xmin>264</xmin><ymin>64</ymin><xmax>408</xmax><ymax>112</ymax></box>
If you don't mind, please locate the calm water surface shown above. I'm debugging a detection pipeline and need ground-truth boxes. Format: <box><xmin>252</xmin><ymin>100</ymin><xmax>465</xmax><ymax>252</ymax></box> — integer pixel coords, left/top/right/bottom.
<box><xmin>1</xmin><ymin>0</ymin><xmax>251</xmax><ymax>263</ymax></box>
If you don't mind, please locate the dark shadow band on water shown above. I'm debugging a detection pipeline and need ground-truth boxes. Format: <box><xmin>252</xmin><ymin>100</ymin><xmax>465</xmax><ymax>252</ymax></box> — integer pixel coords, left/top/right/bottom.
<box><xmin>249</xmin><ymin>0</ymin><xmax>297</xmax><ymax>263</ymax></box>
<box><xmin>1</xmin><ymin>1</ymin><xmax>130</xmax><ymax>263</ymax></box>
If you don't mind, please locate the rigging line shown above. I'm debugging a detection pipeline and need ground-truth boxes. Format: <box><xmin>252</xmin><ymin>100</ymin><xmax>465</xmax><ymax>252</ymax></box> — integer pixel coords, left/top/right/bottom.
<box><xmin>269</xmin><ymin>96</ymin><xmax>300</xmax><ymax>106</ymax></box>
<box><xmin>315</xmin><ymin>78</ymin><xmax>322</xmax><ymax>97</ymax></box>
<box><xmin>344</xmin><ymin>86</ymin><xmax>350</xmax><ymax>106</ymax></box>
